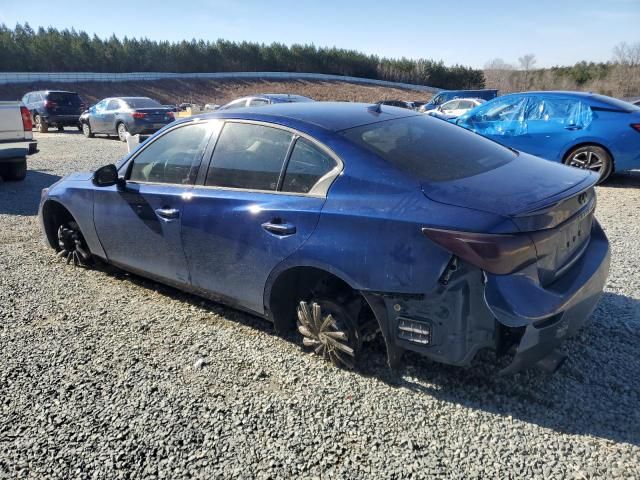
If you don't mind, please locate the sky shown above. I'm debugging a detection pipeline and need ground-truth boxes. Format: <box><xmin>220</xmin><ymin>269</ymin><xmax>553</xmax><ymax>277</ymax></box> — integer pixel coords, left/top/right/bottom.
<box><xmin>1</xmin><ymin>0</ymin><xmax>639</xmax><ymax>69</ymax></box>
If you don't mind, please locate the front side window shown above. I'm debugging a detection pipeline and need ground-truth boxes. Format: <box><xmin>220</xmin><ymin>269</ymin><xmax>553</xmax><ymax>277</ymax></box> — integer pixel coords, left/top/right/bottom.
<box><xmin>94</xmin><ymin>100</ymin><xmax>107</xmax><ymax>112</ymax></box>
<box><xmin>341</xmin><ymin>115</ymin><xmax>515</xmax><ymax>182</ymax></box>
<box><xmin>282</xmin><ymin>138</ymin><xmax>337</xmax><ymax>194</ymax></box>
<box><xmin>441</xmin><ymin>100</ymin><xmax>459</xmax><ymax>110</ymax></box>
<box><xmin>129</xmin><ymin>122</ymin><xmax>214</xmax><ymax>185</ymax></box>
<box><xmin>205</xmin><ymin>122</ymin><xmax>293</xmax><ymax>191</ymax></box>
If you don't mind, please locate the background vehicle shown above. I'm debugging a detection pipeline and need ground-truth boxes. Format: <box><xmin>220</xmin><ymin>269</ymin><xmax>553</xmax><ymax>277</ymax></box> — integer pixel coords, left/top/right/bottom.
<box><xmin>80</xmin><ymin>97</ymin><xmax>175</xmax><ymax>141</ymax></box>
<box><xmin>420</xmin><ymin>89</ymin><xmax>498</xmax><ymax>113</ymax></box>
<box><xmin>218</xmin><ymin>94</ymin><xmax>314</xmax><ymax>110</ymax></box>
<box><xmin>40</xmin><ymin>102</ymin><xmax>609</xmax><ymax>374</ymax></box>
<box><xmin>21</xmin><ymin>90</ymin><xmax>86</xmax><ymax>133</ymax></box>
<box><xmin>0</xmin><ymin>101</ymin><xmax>37</xmax><ymax>180</ymax></box>
<box><xmin>204</xmin><ymin>103</ymin><xmax>221</xmax><ymax>111</ymax></box>
<box><xmin>426</xmin><ymin>98</ymin><xmax>485</xmax><ymax>120</ymax></box>
<box><xmin>162</xmin><ymin>104</ymin><xmax>179</xmax><ymax>112</ymax></box>
<box><xmin>377</xmin><ymin>100</ymin><xmax>415</xmax><ymax>110</ymax></box>
<box><xmin>455</xmin><ymin>91</ymin><xmax>640</xmax><ymax>182</ymax></box>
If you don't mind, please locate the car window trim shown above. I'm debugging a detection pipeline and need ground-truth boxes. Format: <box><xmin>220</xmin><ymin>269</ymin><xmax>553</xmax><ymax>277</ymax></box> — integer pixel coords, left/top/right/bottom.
<box><xmin>122</xmin><ymin>118</ymin><xmax>220</xmax><ymax>187</ymax></box>
<box><xmin>199</xmin><ymin>119</ymin><xmax>343</xmax><ymax>198</ymax></box>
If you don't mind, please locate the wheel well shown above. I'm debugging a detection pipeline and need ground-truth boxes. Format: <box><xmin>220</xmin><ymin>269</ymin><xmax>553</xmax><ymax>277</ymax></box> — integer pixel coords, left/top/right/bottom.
<box><xmin>42</xmin><ymin>201</ymin><xmax>74</xmax><ymax>249</ymax></box>
<box><xmin>267</xmin><ymin>266</ymin><xmax>374</xmax><ymax>334</ymax></box>
<box><xmin>563</xmin><ymin>142</ymin><xmax>615</xmax><ymax>172</ymax></box>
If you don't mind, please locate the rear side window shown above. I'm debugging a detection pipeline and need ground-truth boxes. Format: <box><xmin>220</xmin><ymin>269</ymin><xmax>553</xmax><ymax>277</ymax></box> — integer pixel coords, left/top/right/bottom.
<box><xmin>205</xmin><ymin>122</ymin><xmax>294</xmax><ymax>191</ymax></box>
<box><xmin>282</xmin><ymin>138</ymin><xmax>337</xmax><ymax>194</ymax></box>
<box><xmin>106</xmin><ymin>100</ymin><xmax>120</xmax><ymax>110</ymax></box>
<box><xmin>47</xmin><ymin>92</ymin><xmax>82</xmax><ymax>105</ymax></box>
<box><xmin>248</xmin><ymin>98</ymin><xmax>269</xmax><ymax>107</ymax></box>
<box><xmin>129</xmin><ymin>122</ymin><xmax>214</xmax><ymax>185</ymax></box>
<box><xmin>341</xmin><ymin>115</ymin><xmax>515</xmax><ymax>182</ymax></box>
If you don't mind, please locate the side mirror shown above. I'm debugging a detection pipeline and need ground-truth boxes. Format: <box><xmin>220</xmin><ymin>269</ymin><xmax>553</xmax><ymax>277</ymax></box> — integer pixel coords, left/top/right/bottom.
<box><xmin>93</xmin><ymin>164</ymin><xmax>119</xmax><ymax>187</ymax></box>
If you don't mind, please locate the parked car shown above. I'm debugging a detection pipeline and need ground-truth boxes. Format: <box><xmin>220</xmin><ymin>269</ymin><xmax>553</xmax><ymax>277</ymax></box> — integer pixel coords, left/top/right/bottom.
<box><xmin>419</xmin><ymin>89</ymin><xmax>498</xmax><ymax>113</ymax></box>
<box><xmin>426</xmin><ymin>98</ymin><xmax>485</xmax><ymax>120</ymax></box>
<box><xmin>0</xmin><ymin>101</ymin><xmax>37</xmax><ymax>180</ymax></box>
<box><xmin>204</xmin><ymin>103</ymin><xmax>221</xmax><ymax>111</ymax></box>
<box><xmin>21</xmin><ymin>90</ymin><xmax>86</xmax><ymax>133</ymax></box>
<box><xmin>218</xmin><ymin>94</ymin><xmax>314</xmax><ymax>110</ymax></box>
<box><xmin>39</xmin><ymin>102</ymin><xmax>610</xmax><ymax>374</ymax></box>
<box><xmin>455</xmin><ymin>91</ymin><xmax>640</xmax><ymax>182</ymax></box>
<box><xmin>80</xmin><ymin>97</ymin><xmax>175</xmax><ymax>142</ymax></box>
<box><xmin>162</xmin><ymin>104</ymin><xmax>179</xmax><ymax>112</ymax></box>
<box><xmin>377</xmin><ymin>100</ymin><xmax>415</xmax><ymax>110</ymax></box>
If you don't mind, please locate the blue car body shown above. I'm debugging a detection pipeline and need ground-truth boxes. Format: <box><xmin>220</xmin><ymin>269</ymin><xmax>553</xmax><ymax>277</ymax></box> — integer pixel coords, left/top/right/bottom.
<box><xmin>39</xmin><ymin>102</ymin><xmax>610</xmax><ymax>373</ymax></box>
<box><xmin>455</xmin><ymin>91</ymin><xmax>640</xmax><ymax>177</ymax></box>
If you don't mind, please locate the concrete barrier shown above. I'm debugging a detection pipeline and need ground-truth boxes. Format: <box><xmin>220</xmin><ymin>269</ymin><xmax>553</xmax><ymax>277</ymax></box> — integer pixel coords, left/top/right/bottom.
<box><xmin>0</xmin><ymin>71</ymin><xmax>440</xmax><ymax>93</ymax></box>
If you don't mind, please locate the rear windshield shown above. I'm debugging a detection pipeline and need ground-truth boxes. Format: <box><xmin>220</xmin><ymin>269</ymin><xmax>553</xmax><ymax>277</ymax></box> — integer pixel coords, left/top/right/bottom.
<box><xmin>341</xmin><ymin>115</ymin><xmax>516</xmax><ymax>182</ymax></box>
<box><xmin>46</xmin><ymin>92</ymin><xmax>82</xmax><ymax>104</ymax></box>
<box><xmin>591</xmin><ymin>94</ymin><xmax>640</xmax><ymax>112</ymax></box>
<box><xmin>123</xmin><ymin>98</ymin><xmax>162</xmax><ymax>109</ymax></box>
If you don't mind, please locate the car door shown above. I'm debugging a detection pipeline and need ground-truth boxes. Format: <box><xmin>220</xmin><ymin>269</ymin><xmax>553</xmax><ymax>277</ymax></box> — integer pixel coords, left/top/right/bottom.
<box><xmin>93</xmin><ymin>120</ymin><xmax>216</xmax><ymax>285</ymax></box>
<box><xmin>101</xmin><ymin>99</ymin><xmax>121</xmax><ymax>134</ymax></box>
<box><xmin>181</xmin><ymin>121</ymin><xmax>341</xmax><ymax>314</ymax></box>
<box><xmin>90</xmin><ymin>100</ymin><xmax>108</xmax><ymax>132</ymax></box>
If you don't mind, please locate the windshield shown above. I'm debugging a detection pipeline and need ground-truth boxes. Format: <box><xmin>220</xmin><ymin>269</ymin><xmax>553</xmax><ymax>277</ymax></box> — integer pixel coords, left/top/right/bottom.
<box><xmin>341</xmin><ymin>115</ymin><xmax>516</xmax><ymax>182</ymax></box>
<box><xmin>123</xmin><ymin>98</ymin><xmax>162</xmax><ymax>109</ymax></box>
<box><xmin>47</xmin><ymin>92</ymin><xmax>82</xmax><ymax>105</ymax></box>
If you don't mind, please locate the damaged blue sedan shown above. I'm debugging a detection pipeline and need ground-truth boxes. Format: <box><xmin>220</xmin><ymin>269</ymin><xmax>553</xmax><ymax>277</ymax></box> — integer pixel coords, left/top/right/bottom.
<box><xmin>39</xmin><ymin>102</ymin><xmax>610</xmax><ymax>374</ymax></box>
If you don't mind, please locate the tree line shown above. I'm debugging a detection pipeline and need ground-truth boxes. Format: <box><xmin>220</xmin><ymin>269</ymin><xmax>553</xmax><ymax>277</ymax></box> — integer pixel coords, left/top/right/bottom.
<box><xmin>0</xmin><ymin>24</ymin><xmax>484</xmax><ymax>90</ymax></box>
<box><xmin>484</xmin><ymin>43</ymin><xmax>640</xmax><ymax>98</ymax></box>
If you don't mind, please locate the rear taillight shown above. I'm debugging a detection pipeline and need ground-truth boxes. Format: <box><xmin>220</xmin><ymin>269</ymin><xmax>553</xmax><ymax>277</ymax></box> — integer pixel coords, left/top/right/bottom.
<box><xmin>20</xmin><ymin>106</ymin><xmax>32</xmax><ymax>131</ymax></box>
<box><xmin>132</xmin><ymin>112</ymin><xmax>146</xmax><ymax>119</ymax></box>
<box><xmin>43</xmin><ymin>100</ymin><xmax>57</xmax><ymax>109</ymax></box>
<box><xmin>631</xmin><ymin>124</ymin><xmax>640</xmax><ymax>133</ymax></box>
<box><xmin>422</xmin><ymin>227</ymin><xmax>537</xmax><ymax>275</ymax></box>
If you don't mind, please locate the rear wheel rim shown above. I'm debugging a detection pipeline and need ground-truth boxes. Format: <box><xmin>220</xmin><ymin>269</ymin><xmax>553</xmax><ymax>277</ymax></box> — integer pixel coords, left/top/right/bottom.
<box><xmin>118</xmin><ymin>124</ymin><xmax>127</xmax><ymax>141</ymax></box>
<box><xmin>568</xmin><ymin>150</ymin><xmax>604</xmax><ymax>173</ymax></box>
<box><xmin>297</xmin><ymin>301</ymin><xmax>356</xmax><ymax>369</ymax></box>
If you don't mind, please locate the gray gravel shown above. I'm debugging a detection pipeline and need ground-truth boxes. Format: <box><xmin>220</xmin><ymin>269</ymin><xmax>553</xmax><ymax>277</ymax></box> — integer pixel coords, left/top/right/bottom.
<box><xmin>1</xmin><ymin>130</ymin><xmax>639</xmax><ymax>479</ymax></box>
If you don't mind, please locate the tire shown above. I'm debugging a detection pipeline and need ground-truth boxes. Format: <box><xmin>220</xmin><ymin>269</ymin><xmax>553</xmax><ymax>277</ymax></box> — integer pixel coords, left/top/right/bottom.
<box><xmin>34</xmin><ymin>114</ymin><xmax>48</xmax><ymax>133</ymax></box>
<box><xmin>117</xmin><ymin>123</ymin><xmax>129</xmax><ymax>142</ymax></box>
<box><xmin>82</xmin><ymin>122</ymin><xmax>94</xmax><ymax>138</ymax></box>
<box><xmin>564</xmin><ymin>145</ymin><xmax>613</xmax><ymax>184</ymax></box>
<box><xmin>56</xmin><ymin>220</ymin><xmax>93</xmax><ymax>267</ymax></box>
<box><xmin>296</xmin><ymin>297</ymin><xmax>362</xmax><ymax>369</ymax></box>
<box><xmin>57</xmin><ymin>126</ymin><xmax>64</xmax><ymax>132</ymax></box>
<box><xmin>1</xmin><ymin>158</ymin><xmax>27</xmax><ymax>181</ymax></box>
<box><xmin>77</xmin><ymin>123</ymin><xmax>83</xmax><ymax>131</ymax></box>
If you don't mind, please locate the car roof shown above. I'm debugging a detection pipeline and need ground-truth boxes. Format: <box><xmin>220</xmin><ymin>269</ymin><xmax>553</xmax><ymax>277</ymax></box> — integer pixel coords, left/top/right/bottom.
<box><xmin>193</xmin><ymin>101</ymin><xmax>419</xmax><ymax>132</ymax></box>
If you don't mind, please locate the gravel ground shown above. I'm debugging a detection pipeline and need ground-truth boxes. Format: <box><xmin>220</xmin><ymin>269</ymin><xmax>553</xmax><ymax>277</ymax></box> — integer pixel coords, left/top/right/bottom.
<box><xmin>1</xmin><ymin>130</ymin><xmax>639</xmax><ymax>479</ymax></box>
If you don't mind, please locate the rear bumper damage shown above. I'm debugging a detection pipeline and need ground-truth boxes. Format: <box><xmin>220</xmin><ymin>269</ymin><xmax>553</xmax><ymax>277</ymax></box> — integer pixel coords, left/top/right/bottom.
<box><xmin>363</xmin><ymin>220</ymin><xmax>610</xmax><ymax>374</ymax></box>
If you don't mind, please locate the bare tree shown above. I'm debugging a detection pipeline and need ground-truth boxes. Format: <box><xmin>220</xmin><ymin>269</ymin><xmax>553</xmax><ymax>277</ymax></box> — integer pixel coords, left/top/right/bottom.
<box><xmin>518</xmin><ymin>54</ymin><xmax>537</xmax><ymax>89</ymax></box>
<box><xmin>613</xmin><ymin>41</ymin><xmax>640</xmax><ymax>67</ymax></box>
<box><xmin>484</xmin><ymin>58</ymin><xmax>514</xmax><ymax>71</ymax></box>
<box><xmin>484</xmin><ymin>58</ymin><xmax>517</xmax><ymax>92</ymax></box>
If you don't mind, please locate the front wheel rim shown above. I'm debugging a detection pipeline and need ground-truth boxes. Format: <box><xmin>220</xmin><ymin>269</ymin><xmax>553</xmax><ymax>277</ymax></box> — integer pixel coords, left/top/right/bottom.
<box><xmin>118</xmin><ymin>124</ymin><xmax>127</xmax><ymax>140</ymax></box>
<box><xmin>568</xmin><ymin>150</ymin><xmax>604</xmax><ymax>173</ymax></box>
<box><xmin>57</xmin><ymin>223</ymin><xmax>90</xmax><ymax>266</ymax></box>
<box><xmin>83</xmin><ymin>124</ymin><xmax>90</xmax><ymax>135</ymax></box>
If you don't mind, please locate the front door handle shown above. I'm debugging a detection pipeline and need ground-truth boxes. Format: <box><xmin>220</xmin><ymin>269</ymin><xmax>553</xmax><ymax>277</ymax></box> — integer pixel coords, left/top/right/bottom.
<box><xmin>155</xmin><ymin>207</ymin><xmax>180</xmax><ymax>220</ymax></box>
<box><xmin>564</xmin><ymin>125</ymin><xmax>583</xmax><ymax>130</ymax></box>
<box><xmin>262</xmin><ymin>221</ymin><xmax>296</xmax><ymax>236</ymax></box>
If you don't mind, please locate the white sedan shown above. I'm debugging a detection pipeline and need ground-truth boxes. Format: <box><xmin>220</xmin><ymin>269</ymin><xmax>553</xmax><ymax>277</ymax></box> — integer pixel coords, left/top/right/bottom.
<box><xmin>425</xmin><ymin>98</ymin><xmax>485</xmax><ymax>120</ymax></box>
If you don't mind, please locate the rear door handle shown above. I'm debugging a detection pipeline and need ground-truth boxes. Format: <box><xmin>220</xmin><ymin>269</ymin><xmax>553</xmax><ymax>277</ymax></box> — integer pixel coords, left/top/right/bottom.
<box><xmin>262</xmin><ymin>221</ymin><xmax>296</xmax><ymax>236</ymax></box>
<box><xmin>155</xmin><ymin>207</ymin><xmax>180</xmax><ymax>220</ymax></box>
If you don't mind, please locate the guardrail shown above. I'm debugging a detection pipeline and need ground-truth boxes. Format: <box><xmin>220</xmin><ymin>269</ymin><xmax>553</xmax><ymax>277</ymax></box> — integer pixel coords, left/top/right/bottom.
<box><xmin>0</xmin><ymin>71</ymin><xmax>440</xmax><ymax>93</ymax></box>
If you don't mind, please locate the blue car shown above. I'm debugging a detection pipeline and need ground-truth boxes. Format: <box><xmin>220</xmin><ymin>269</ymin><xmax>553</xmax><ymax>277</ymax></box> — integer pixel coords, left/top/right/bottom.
<box><xmin>39</xmin><ymin>103</ymin><xmax>610</xmax><ymax>374</ymax></box>
<box><xmin>455</xmin><ymin>91</ymin><xmax>640</xmax><ymax>182</ymax></box>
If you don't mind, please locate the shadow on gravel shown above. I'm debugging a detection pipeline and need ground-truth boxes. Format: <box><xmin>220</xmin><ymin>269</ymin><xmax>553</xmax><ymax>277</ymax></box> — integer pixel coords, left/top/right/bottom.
<box><xmin>0</xmin><ymin>170</ymin><xmax>61</xmax><ymax>216</ymax></box>
<box><xmin>91</xmin><ymin>263</ymin><xmax>640</xmax><ymax>447</ymax></box>
<box><xmin>602</xmin><ymin>170</ymin><xmax>640</xmax><ymax>189</ymax></box>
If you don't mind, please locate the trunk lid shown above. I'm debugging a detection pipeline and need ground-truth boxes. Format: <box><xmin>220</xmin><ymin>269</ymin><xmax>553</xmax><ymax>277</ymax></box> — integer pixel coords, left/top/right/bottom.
<box><xmin>423</xmin><ymin>153</ymin><xmax>599</xmax><ymax>284</ymax></box>
<box><xmin>421</xmin><ymin>152</ymin><xmax>595</xmax><ymax>217</ymax></box>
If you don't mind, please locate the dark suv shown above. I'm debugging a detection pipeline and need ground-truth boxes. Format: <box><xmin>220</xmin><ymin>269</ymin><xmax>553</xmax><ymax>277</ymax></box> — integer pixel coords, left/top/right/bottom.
<box><xmin>21</xmin><ymin>90</ymin><xmax>86</xmax><ymax>133</ymax></box>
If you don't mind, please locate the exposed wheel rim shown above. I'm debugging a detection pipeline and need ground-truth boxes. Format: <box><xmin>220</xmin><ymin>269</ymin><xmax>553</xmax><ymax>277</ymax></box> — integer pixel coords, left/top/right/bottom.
<box><xmin>297</xmin><ymin>301</ymin><xmax>356</xmax><ymax>369</ymax></box>
<box><xmin>82</xmin><ymin>123</ymin><xmax>91</xmax><ymax>136</ymax></box>
<box><xmin>567</xmin><ymin>150</ymin><xmax>605</xmax><ymax>173</ymax></box>
<box><xmin>35</xmin><ymin>116</ymin><xmax>42</xmax><ymax>131</ymax></box>
<box><xmin>118</xmin><ymin>124</ymin><xmax>128</xmax><ymax>141</ymax></box>
<box><xmin>56</xmin><ymin>222</ymin><xmax>91</xmax><ymax>266</ymax></box>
